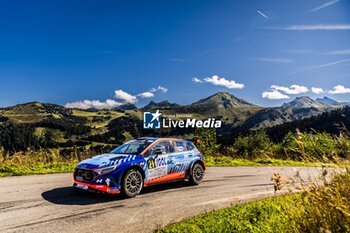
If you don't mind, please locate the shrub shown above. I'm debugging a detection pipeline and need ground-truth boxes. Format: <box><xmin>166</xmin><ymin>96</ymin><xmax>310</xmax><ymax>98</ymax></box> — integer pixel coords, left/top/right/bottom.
<box><xmin>194</xmin><ymin>128</ymin><xmax>220</xmax><ymax>156</ymax></box>
<box><xmin>280</xmin><ymin>130</ymin><xmax>340</xmax><ymax>162</ymax></box>
<box><xmin>294</xmin><ymin>169</ymin><xmax>350</xmax><ymax>232</ymax></box>
<box><xmin>233</xmin><ymin>131</ymin><xmax>275</xmax><ymax>159</ymax></box>
<box><xmin>334</xmin><ymin>133</ymin><xmax>350</xmax><ymax>159</ymax></box>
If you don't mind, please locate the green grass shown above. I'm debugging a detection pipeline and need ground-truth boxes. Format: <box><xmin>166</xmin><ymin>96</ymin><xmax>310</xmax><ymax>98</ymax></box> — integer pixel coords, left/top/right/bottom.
<box><xmin>158</xmin><ymin>170</ymin><xmax>350</xmax><ymax>233</ymax></box>
<box><xmin>0</xmin><ymin>149</ymin><xmax>82</xmax><ymax>177</ymax></box>
<box><xmin>157</xmin><ymin>195</ymin><xmax>302</xmax><ymax>233</ymax></box>
<box><xmin>0</xmin><ymin>161</ymin><xmax>77</xmax><ymax>177</ymax></box>
<box><xmin>0</xmin><ymin>155</ymin><xmax>342</xmax><ymax>177</ymax></box>
<box><xmin>71</xmin><ymin>109</ymin><xmax>125</xmax><ymax>128</ymax></box>
<box><xmin>204</xmin><ymin>155</ymin><xmax>332</xmax><ymax>167</ymax></box>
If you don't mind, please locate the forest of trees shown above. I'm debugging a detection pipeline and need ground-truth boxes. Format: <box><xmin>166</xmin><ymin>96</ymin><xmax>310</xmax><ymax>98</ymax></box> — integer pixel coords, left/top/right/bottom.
<box><xmin>218</xmin><ymin>107</ymin><xmax>350</xmax><ymax>145</ymax></box>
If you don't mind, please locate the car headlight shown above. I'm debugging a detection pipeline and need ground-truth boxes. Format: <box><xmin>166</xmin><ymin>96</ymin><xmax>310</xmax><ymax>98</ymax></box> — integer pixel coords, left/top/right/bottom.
<box><xmin>95</xmin><ymin>164</ymin><xmax>120</xmax><ymax>175</ymax></box>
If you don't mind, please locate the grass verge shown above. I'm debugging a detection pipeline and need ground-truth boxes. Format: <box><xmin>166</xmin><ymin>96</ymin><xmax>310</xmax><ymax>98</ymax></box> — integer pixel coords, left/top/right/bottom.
<box><xmin>204</xmin><ymin>155</ymin><xmax>340</xmax><ymax>167</ymax></box>
<box><xmin>0</xmin><ymin>161</ymin><xmax>77</xmax><ymax>177</ymax></box>
<box><xmin>157</xmin><ymin>194</ymin><xmax>303</xmax><ymax>233</ymax></box>
<box><xmin>0</xmin><ymin>155</ymin><xmax>346</xmax><ymax>177</ymax></box>
<box><xmin>158</xmin><ymin>169</ymin><xmax>350</xmax><ymax>233</ymax></box>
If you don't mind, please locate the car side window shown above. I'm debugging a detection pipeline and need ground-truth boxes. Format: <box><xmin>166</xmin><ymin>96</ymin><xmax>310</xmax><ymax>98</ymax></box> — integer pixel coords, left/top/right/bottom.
<box><xmin>148</xmin><ymin>141</ymin><xmax>171</xmax><ymax>156</ymax></box>
<box><xmin>173</xmin><ymin>141</ymin><xmax>187</xmax><ymax>152</ymax></box>
<box><xmin>186</xmin><ymin>142</ymin><xmax>195</xmax><ymax>151</ymax></box>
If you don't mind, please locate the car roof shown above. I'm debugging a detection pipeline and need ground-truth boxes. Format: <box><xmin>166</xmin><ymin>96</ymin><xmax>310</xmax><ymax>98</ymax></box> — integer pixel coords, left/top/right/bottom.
<box><xmin>136</xmin><ymin>137</ymin><xmax>187</xmax><ymax>142</ymax></box>
<box><xmin>137</xmin><ymin>137</ymin><xmax>159</xmax><ymax>141</ymax></box>
<box><xmin>139</xmin><ymin>137</ymin><xmax>192</xmax><ymax>155</ymax></box>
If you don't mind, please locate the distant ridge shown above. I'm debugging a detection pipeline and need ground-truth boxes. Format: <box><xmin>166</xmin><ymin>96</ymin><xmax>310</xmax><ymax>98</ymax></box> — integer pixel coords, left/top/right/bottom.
<box><xmin>143</xmin><ymin>100</ymin><xmax>180</xmax><ymax>109</ymax></box>
<box><xmin>282</xmin><ymin>96</ymin><xmax>330</xmax><ymax>108</ymax></box>
<box><xmin>114</xmin><ymin>103</ymin><xmax>138</xmax><ymax>111</ymax></box>
<box><xmin>316</xmin><ymin>96</ymin><xmax>337</xmax><ymax>104</ymax></box>
<box><xmin>191</xmin><ymin>92</ymin><xmax>256</xmax><ymax>108</ymax></box>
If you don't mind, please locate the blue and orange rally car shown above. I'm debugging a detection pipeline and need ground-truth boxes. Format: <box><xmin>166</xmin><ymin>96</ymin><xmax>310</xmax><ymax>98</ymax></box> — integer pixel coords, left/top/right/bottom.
<box><xmin>73</xmin><ymin>137</ymin><xmax>205</xmax><ymax>197</ymax></box>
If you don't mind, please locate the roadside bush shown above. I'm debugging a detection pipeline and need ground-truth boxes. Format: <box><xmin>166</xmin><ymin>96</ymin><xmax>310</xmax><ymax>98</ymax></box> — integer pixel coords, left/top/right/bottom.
<box><xmin>334</xmin><ymin>133</ymin><xmax>350</xmax><ymax>159</ymax></box>
<box><xmin>233</xmin><ymin>130</ymin><xmax>275</xmax><ymax>159</ymax></box>
<box><xmin>279</xmin><ymin>132</ymin><xmax>300</xmax><ymax>159</ymax></box>
<box><xmin>194</xmin><ymin>128</ymin><xmax>220</xmax><ymax>156</ymax></box>
<box><xmin>293</xmin><ymin>169</ymin><xmax>350</xmax><ymax>232</ymax></box>
<box><xmin>280</xmin><ymin>130</ymin><xmax>339</xmax><ymax>162</ymax></box>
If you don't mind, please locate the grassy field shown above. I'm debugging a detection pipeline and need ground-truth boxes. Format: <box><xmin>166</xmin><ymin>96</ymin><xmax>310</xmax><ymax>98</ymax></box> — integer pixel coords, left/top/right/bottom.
<box><xmin>72</xmin><ymin>109</ymin><xmax>125</xmax><ymax>128</ymax></box>
<box><xmin>0</xmin><ymin>153</ymin><xmax>342</xmax><ymax>177</ymax></box>
<box><xmin>158</xmin><ymin>169</ymin><xmax>350</xmax><ymax>233</ymax></box>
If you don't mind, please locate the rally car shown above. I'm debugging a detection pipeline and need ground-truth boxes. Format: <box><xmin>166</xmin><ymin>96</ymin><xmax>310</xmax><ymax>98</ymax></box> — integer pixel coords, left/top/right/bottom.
<box><xmin>73</xmin><ymin>137</ymin><xmax>205</xmax><ymax>197</ymax></box>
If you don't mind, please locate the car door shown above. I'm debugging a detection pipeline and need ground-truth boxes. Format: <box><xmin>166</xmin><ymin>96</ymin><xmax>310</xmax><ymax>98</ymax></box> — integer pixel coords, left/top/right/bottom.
<box><xmin>167</xmin><ymin>140</ymin><xmax>191</xmax><ymax>175</ymax></box>
<box><xmin>144</xmin><ymin>140</ymin><xmax>171</xmax><ymax>180</ymax></box>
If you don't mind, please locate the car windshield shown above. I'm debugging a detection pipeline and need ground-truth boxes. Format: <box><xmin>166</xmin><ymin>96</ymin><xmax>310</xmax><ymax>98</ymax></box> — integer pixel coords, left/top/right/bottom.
<box><xmin>110</xmin><ymin>139</ymin><xmax>154</xmax><ymax>155</ymax></box>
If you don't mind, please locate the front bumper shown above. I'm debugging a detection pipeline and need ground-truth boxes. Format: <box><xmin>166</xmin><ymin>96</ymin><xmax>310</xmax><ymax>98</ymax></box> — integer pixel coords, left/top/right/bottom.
<box><xmin>73</xmin><ymin>180</ymin><xmax>120</xmax><ymax>194</ymax></box>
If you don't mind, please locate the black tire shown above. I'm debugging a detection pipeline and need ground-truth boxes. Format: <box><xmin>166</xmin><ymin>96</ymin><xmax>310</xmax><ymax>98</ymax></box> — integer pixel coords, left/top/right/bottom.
<box><xmin>189</xmin><ymin>163</ymin><xmax>205</xmax><ymax>185</ymax></box>
<box><xmin>121</xmin><ymin>169</ymin><xmax>144</xmax><ymax>198</ymax></box>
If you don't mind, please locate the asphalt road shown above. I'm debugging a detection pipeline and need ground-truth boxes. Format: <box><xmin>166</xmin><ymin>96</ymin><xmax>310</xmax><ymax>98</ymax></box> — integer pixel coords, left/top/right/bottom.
<box><xmin>0</xmin><ymin>167</ymin><xmax>325</xmax><ymax>233</ymax></box>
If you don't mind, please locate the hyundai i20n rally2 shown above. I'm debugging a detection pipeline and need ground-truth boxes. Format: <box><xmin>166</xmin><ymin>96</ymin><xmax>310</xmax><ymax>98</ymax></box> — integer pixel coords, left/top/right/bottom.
<box><xmin>73</xmin><ymin>137</ymin><xmax>205</xmax><ymax>197</ymax></box>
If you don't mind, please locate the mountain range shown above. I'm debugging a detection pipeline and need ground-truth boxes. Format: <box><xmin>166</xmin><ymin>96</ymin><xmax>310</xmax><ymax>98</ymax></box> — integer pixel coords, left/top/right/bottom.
<box><xmin>1</xmin><ymin>92</ymin><xmax>349</xmax><ymax>151</ymax></box>
<box><xmin>1</xmin><ymin>93</ymin><xmax>348</xmax><ymax>127</ymax></box>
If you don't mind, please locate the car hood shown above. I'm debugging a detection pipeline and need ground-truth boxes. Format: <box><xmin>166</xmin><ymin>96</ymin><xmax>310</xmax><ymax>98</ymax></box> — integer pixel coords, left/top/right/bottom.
<box><xmin>77</xmin><ymin>153</ymin><xmax>138</xmax><ymax>169</ymax></box>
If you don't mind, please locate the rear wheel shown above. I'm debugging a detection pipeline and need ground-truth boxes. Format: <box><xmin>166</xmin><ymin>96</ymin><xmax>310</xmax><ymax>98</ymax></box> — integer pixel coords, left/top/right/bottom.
<box><xmin>122</xmin><ymin>169</ymin><xmax>143</xmax><ymax>198</ymax></box>
<box><xmin>189</xmin><ymin>163</ymin><xmax>204</xmax><ymax>185</ymax></box>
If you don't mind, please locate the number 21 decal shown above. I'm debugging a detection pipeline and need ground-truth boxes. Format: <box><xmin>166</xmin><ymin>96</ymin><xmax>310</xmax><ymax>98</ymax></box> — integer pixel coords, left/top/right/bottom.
<box><xmin>147</xmin><ymin>159</ymin><xmax>156</xmax><ymax>169</ymax></box>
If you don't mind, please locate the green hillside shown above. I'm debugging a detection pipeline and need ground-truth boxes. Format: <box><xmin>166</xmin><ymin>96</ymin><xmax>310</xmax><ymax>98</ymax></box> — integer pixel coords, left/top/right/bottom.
<box><xmin>1</xmin><ymin>92</ymin><xmax>348</xmax><ymax>153</ymax></box>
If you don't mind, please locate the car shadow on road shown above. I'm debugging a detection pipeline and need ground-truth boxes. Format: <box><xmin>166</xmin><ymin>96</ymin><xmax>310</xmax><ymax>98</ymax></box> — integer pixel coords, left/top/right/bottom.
<box><xmin>41</xmin><ymin>187</ymin><xmax>123</xmax><ymax>205</ymax></box>
<box><xmin>42</xmin><ymin>181</ymin><xmax>195</xmax><ymax>205</ymax></box>
<box><xmin>141</xmin><ymin>180</ymin><xmax>195</xmax><ymax>194</ymax></box>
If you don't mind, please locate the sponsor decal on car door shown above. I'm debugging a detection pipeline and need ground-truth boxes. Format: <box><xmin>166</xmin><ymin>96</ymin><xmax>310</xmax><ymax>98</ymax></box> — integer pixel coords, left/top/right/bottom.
<box><xmin>146</xmin><ymin>155</ymin><xmax>168</xmax><ymax>179</ymax></box>
<box><xmin>146</xmin><ymin>140</ymin><xmax>170</xmax><ymax>180</ymax></box>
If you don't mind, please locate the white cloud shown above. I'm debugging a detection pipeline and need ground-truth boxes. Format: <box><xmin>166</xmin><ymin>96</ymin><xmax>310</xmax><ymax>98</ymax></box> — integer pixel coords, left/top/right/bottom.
<box><xmin>328</xmin><ymin>85</ymin><xmax>350</xmax><ymax>94</ymax></box>
<box><xmin>271</xmin><ymin>85</ymin><xmax>309</xmax><ymax>94</ymax></box>
<box><xmin>254</xmin><ymin>57</ymin><xmax>292</xmax><ymax>63</ymax></box>
<box><xmin>65</xmin><ymin>99</ymin><xmax>122</xmax><ymax>110</ymax></box>
<box><xmin>192</xmin><ymin>77</ymin><xmax>204</xmax><ymax>83</ymax></box>
<box><xmin>114</xmin><ymin>90</ymin><xmax>137</xmax><ymax>104</ymax></box>
<box><xmin>65</xmin><ymin>86</ymin><xmax>167</xmax><ymax>110</ymax></box>
<box><xmin>326</xmin><ymin>49</ymin><xmax>350</xmax><ymax>55</ymax></box>
<box><xmin>311</xmin><ymin>87</ymin><xmax>325</xmax><ymax>94</ymax></box>
<box><xmin>203</xmin><ymin>75</ymin><xmax>244</xmax><ymax>89</ymax></box>
<box><xmin>270</xmin><ymin>24</ymin><xmax>350</xmax><ymax>31</ymax></box>
<box><xmin>262</xmin><ymin>90</ymin><xmax>289</xmax><ymax>100</ymax></box>
<box><xmin>257</xmin><ymin>10</ymin><xmax>268</xmax><ymax>19</ymax></box>
<box><xmin>309</xmin><ymin>0</ymin><xmax>340</xmax><ymax>12</ymax></box>
<box><xmin>150</xmin><ymin>85</ymin><xmax>168</xmax><ymax>93</ymax></box>
<box><xmin>157</xmin><ymin>85</ymin><xmax>168</xmax><ymax>93</ymax></box>
<box><xmin>137</xmin><ymin>92</ymin><xmax>154</xmax><ymax>98</ymax></box>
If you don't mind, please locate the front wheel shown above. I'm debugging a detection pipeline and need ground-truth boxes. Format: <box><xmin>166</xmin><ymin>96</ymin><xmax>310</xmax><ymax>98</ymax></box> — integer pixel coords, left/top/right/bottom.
<box><xmin>189</xmin><ymin>163</ymin><xmax>205</xmax><ymax>185</ymax></box>
<box><xmin>121</xmin><ymin>169</ymin><xmax>143</xmax><ymax>198</ymax></box>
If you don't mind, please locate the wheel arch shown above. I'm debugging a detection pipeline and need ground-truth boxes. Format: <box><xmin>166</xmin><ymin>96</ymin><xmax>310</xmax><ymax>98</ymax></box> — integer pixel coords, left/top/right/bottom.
<box><xmin>188</xmin><ymin>159</ymin><xmax>206</xmax><ymax>177</ymax></box>
<box><xmin>119</xmin><ymin>165</ymin><xmax>145</xmax><ymax>184</ymax></box>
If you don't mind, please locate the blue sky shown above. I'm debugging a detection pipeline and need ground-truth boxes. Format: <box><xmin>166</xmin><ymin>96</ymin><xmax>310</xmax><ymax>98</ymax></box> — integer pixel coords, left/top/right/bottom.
<box><xmin>1</xmin><ymin>0</ymin><xmax>350</xmax><ymax>108</ymax></box>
